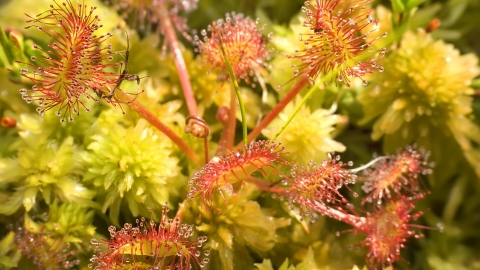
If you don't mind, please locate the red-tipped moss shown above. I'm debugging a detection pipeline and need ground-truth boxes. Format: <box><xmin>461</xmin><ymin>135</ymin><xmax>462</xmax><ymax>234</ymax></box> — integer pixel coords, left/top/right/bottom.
<box><xmin>361</xmin><ymin>146</ymin><xmax>433</xmax><ymax>204</ymax></box>
<box><xmin>16</xmin><ymin>0</ymin><xmax>127</xmax><ymax>122</ymax></box>
<box><xmin>188</xmin><ymin>140</ymin><xmax>289</xmax><ymax>210</ymax></box>
<box><xmin>194</xmin><ymin>12</ymin><xmax>271</xmax><ymax>86</ymax></box>
<box><xmin>294</xmin><ymin>0</ymin><xmax>386</xmax><ymax>86</ymax></box>
<box><xmin>89</xmin><ymin>205</ymin><xmax>209</xmax><ymax>269</ymax></box>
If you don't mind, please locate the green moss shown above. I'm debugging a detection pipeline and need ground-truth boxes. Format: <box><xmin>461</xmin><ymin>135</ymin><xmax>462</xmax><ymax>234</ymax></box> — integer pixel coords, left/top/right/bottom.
<box><xmin>82</xmin><ymin>115</ymin><xmax>183</xmax><ymax>225</ymax></box>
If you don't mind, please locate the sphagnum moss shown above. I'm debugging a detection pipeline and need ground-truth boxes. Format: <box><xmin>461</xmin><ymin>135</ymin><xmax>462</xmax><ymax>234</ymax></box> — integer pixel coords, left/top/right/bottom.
<box><xmin>1</xmin><ymin>0</ymin><xmax>479</xmax><ymax>269</ymax></box>
<box><xmin>262</xmin><ymin>97</ymin><xmax>347</xmax><ymax>165</ymax></box>
<box><xmin>359</xmin><ymin>29</ymin><xmax>480</xmax><ymax>175</ymax></box>
<box><xmin>14</xmin><ymin>202</ymin><xmax>96</xmax><ymax>269</ymax></box>
<box><xmin>83</xmin><ymin>117</ymin><xmax>182</xmax><ymax>225</ymax></box>
<box><xmin>0</xmin><ymin>135</ymin><xmax>92</xmax><ymax>215</ymax></box>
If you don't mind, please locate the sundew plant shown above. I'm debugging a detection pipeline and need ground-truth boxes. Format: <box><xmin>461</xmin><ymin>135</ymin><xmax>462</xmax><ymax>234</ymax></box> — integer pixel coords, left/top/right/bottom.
<box><xmin>1</xmin><ymin>0</ymin><xmax>480</xmax><ymax>269</ymax></box>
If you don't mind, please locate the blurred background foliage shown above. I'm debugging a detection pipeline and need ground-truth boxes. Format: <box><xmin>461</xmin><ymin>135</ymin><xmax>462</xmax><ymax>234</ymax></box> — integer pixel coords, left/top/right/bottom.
<box><xmin>0</xmin><ymin>0</ymin><xmax>480</xmax><ymax>269</ymax></box>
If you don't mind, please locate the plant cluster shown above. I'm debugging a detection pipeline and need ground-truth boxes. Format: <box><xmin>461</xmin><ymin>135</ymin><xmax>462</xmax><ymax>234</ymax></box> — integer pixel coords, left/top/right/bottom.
<box><xmin>0</xmin><ymin>0</ymin><xmax>479</xmax><ymax>269</ymax></box>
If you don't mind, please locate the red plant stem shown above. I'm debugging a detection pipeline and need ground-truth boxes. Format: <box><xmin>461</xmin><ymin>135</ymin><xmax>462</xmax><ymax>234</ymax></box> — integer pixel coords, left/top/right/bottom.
<box><xmin>215</xmin><ymin>107</ymin><xmax>230</xmax><ymax>156</ymax></box>
<box><xmin>203</xmin><ymin>137</ymin><xmax>209</xmax><ymax>163</ymax></box>
<box><xmin>154</xmin><ymin>0</ymin><xmax>198</xmax><ymax>116</ymax></box>
<box><xmin>122</xmin><ymin>93</ymin><xmax>200</xmax><ymax>163</ymax></box>
<box><xmin>238</xmin><ymin>76</ymin><xmax>308</xmax><ymax>148</ymax></box>
<box><xmin>225</xmin><ymin>86</ymin><xmax>237</xmax><ymax>151</ymax></box>
<box><xmin>216</xmin><ymin>126</ymin><xmax>229</xmax><ymax>156</ymax></box>
<box><xmin>248</xmin><ymin>177</ymin><xmax>286</xmax><ymax>193</ymax></box>
<box><xmin>175</xmin><ymin>201</ymin><xmax>187</xmax><ymax>223</ymax></box>
<box><xmin>255</xmin><ymin>178</ymin><xmax>366</xmax><ymax>228</ymax></box>
<box><xmin>312</xmin><ymin>201</ymin><xmax>366</xmax><ymax>228</ymax></box>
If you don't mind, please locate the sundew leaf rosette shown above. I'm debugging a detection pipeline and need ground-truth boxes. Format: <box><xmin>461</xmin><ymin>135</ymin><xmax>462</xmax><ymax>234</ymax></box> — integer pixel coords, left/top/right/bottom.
<box><xmin>14</xmin><ymin>0</ymin><xmax>129</xmax><ymax>122</ymax></box>
<box><xmin>89</xmin><ymin>205</ymin><xmax>210</xmax><ymax>269</ymax></box>
<box><xmin>292</xmin><ymin>0</ymin><xmax>386</xmax><ymax>86</ymax></box>
<box><xmin>194</xmin><ymin>12</ymin><xmax>271</xmax><ymax>86</ymax></box>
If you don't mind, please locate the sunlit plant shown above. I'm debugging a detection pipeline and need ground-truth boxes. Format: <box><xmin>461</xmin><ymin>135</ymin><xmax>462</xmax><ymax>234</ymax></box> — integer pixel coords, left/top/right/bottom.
<box><xmin>14</xmin><ymin>1</ymin><xmax>121</xmax><ymax>122</ymax></box>
<box><xmin>295</xmin><ymin>0</ymin><xmax>386</xmax><ymax>86</ymax></box>
<box><xmin>89</xmin><ymin>205</ymin><xmax>210</xmax><ymax>269</ymax></box>
<box><xmin>0</xmin><ymin>0</ymin><xmax>477</xmax><ymax>269</ymax></box>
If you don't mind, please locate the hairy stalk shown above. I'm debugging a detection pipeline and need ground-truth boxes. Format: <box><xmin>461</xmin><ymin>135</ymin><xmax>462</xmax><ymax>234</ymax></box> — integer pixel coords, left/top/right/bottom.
<box><xmin>312</xmin><ymin>201</ymin><xmax>366</xmax><ymax>228</ymax></box>
<box><xmin>154</xmin><ymin>0</ymin><xmax>198</xmax><ymax>116</ymax></box>
<box><xmin>118</xmin><ymin>91</ymin><xmax>200</xmax><ymax>162</ymax></box>
<box><xmin>203</xmin><ymin>136</ymin><xmax>209</xmax><ymax>163</ymax></box>
<box><xmin>248</xmin><ymin>177</ymin><xmax>286</xmax><ymax>193</ymax></box>
<box><xmin>221</xmin><ymin>44</ymin><xmax>248</xmax><ymax>149</ymax></box>
<box><xmin>263</xmin><ymin>178</ymin><xmax>366</xmax><ymax>228</ymax></box>
<box><xmin>239</xmin><ymin>76</ymin><xmax>309</xmax><ymax>148</ymax></box>
<box><xmin>215</xmin><ymin>106</ymin><xmax>230</xmax><ymax>156</ymax></box>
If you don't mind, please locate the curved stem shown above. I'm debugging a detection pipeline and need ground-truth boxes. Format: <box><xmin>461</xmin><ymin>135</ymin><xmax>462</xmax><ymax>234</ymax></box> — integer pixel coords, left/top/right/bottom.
<box><xmin>222</xmin><ymin>46</ymin><xmax>248</xmax><ymax>148</ymax></box>
<box><xmin>256</xmin><ymin>177</ymin><xmax>366</xmax><ymax>228</ymax></box>
<box><xmin>185</xmin><ymin>115</ymin><xmax>210</xmax><ymax>164</ymax></box>
<box><xmin>224</xmin><ymin>86</ymin><xmax>237</xmax><ymax>152</ymax></box>
<box><xmin>215</xmin><ymin>106</ymin><xmax>230</xmax><ymax>156</ymax></box>
<box><xmin>154</xmin><ymin>0</ymin><xmax>198</xmax><ymax>116</ymax></box>
<box><xmin>271</xmin><ymin>72</ymin><xmax>343</xmax><ymax>141</ymax></box>
<box><xmin>119</xmin><ymin>92</ymin><xmax>200</xmax><ymax>163</ymax></box>
<box><xmin>270</xmin><ymin>64</ymin><xmax>346</xmax><ymax>141</ymax></box>
<box><xmin>238</xmin><ymin>76</ymin><xmax>308</xmax><ymax>148</ymax></box>
<box><xmin>350</xmin><ymin>156</ymin><xmax>388</xmax><ymax>174</ymax></box>
<box><xmin>272</xmin><ymin>82</ymin><xmax>320</xmax><ymax>140</ymax></box>
<box><xmin>234</xmin><ymin>81</ymin><xmax>248</xmax><ymax>148</ymax></box>
<box><xmin>312</xmin><ymin>201</ymin><xmax>366</xmax><ymax>228</ymax></box>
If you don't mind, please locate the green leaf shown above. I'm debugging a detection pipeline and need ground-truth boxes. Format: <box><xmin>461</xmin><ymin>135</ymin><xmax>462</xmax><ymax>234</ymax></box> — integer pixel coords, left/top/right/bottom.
<box><xmin>254</xmin><ymin>259</ymin><xmax>274</xmax><ymax>270</ymax></box>
<box><xmin>471</xmin><ymin>78</ymin><xmax>480</xmax><ymax>89</ymax></box>
<box><xmin>441</xmin><ymin>0</ymin><xmax>468</xmax><ymax>27</ymax></box>
<box><xmin>0</xmin><ymin>28</ymin><xmax>10</xmax><ymax>68</ymax></box>
<box><xmin>0</xmin><ymin>256</ymin><xmax>18</xmax><ymax>268</ymax></box>
<box><xmin>278</xmin><ymin>258</ymin><xmax>296</xmax><ymax>270</ymax></box>
<box><xmin>0</xmin><ymin>232</ymin><xmax>15</xmax><ymax>254</ymax></box>
<box><xmin>406</xmin><ymin>0</ymin><xmax>427</xmax><ymax>9</ymax></box>
<box><xmin>410</xmin><ymin>3</ymin><xmax>442</xmax><ymax>30</ymax></box>
<box><xmin>391</xmin><ymin>0</ymin><xmax>406</xmax><ymax>13</ymax></box>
